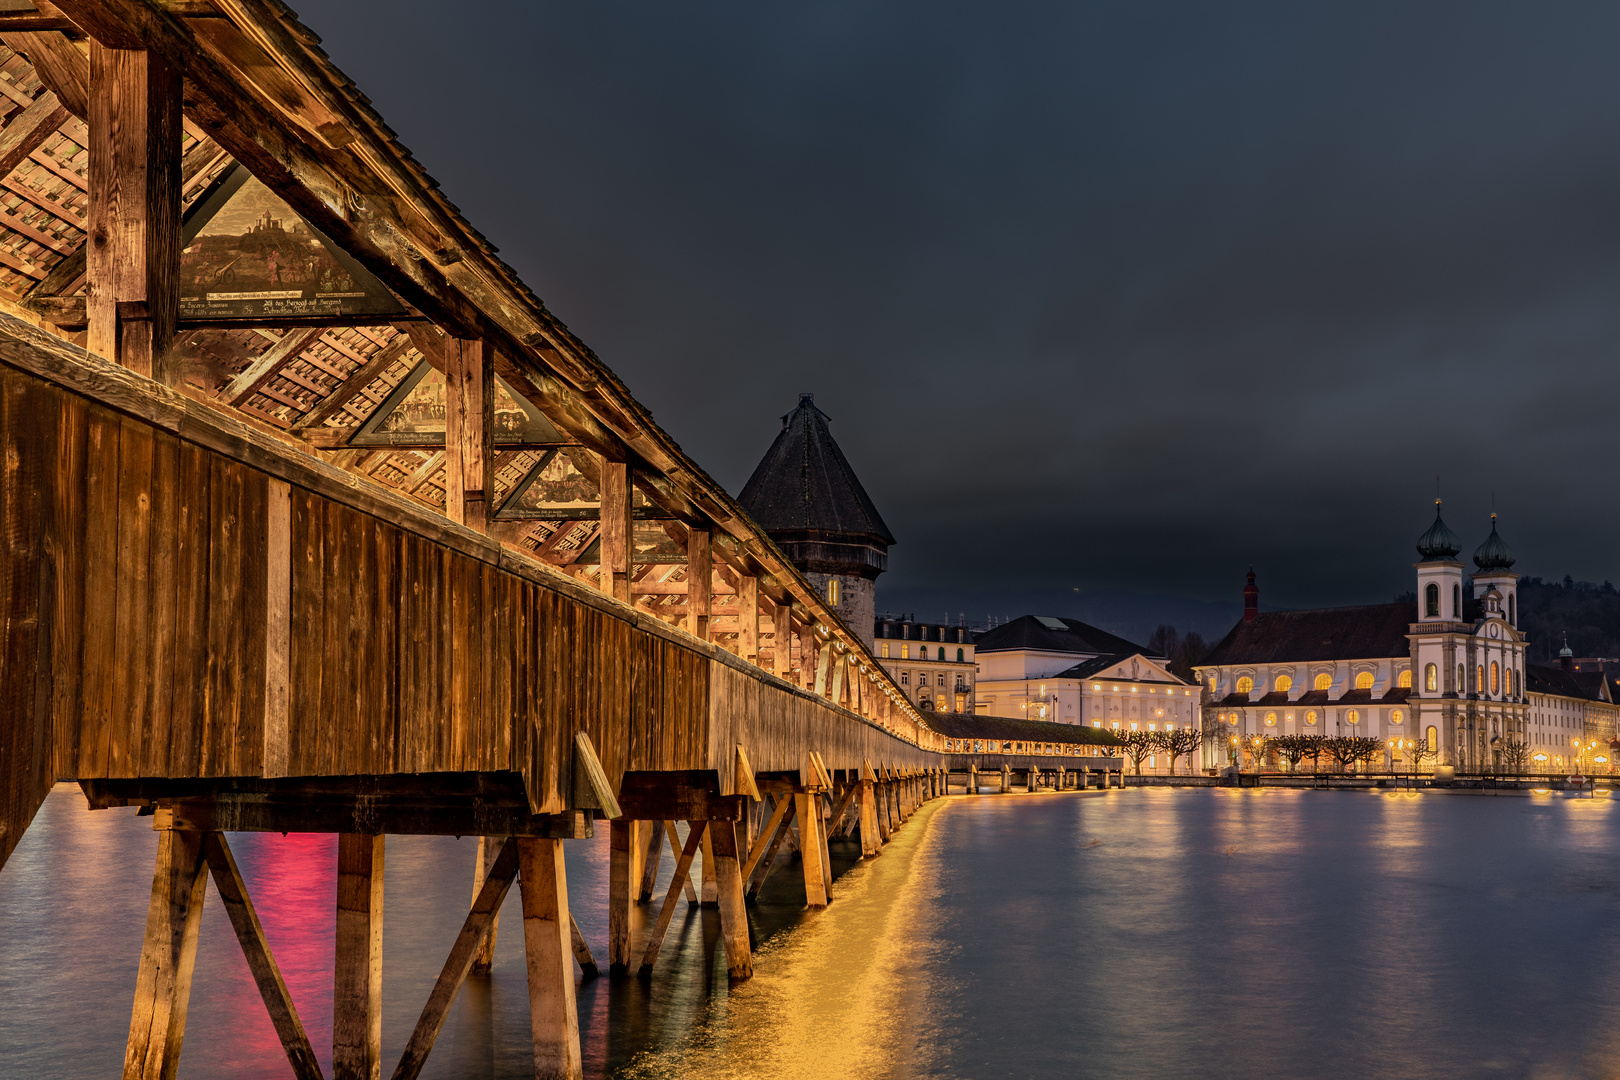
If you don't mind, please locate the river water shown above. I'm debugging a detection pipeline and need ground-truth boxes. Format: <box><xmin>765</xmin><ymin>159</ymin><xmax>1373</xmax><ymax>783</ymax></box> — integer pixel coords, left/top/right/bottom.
<box><xmin>5</xmin><ymin>784</ymin><xmax>1620</xmax><ymax>1078</ymax></box>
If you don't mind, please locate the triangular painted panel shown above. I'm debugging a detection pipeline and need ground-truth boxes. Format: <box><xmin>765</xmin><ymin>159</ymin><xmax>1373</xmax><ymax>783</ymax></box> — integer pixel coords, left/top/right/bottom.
<box><xmin>179</xmin><ymin>171</ymin><xmax>404</xmax><ymax>321</ymax></box>
<box><xmin>351</xmin><ymin>358</ymin><xmax>569</xmax><ymax>447</ymax></box>
<box><xmin>499</xmin><ymin>448</ymin><xmax>600</xmax><ymax>518</ymax></box>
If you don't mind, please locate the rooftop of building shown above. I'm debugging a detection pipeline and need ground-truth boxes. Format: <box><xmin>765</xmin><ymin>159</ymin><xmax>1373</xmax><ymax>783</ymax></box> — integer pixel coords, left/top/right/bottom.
<box><xmin>971</xmin><ymin>614</ymin><xmax>1148</xmax><ymax>658</ymax></box>
<box><xmin>736</xmin><ymin>394</ymin><xmax>895</xmax><ymax>548</ymax></box>
<box><xmin>873</xmin><ymin>617</ymin><xmax>973</xmax><ymax>644</ymax></box>
<box><xmin>1200</xmin><ymin>602</ymin><xmax>1415</xmax><ymax>666</ymax></box>
<box><xmin>1526</xmin><ymin>663</ymin><xmax>1615</xmax><ymax>703</ymax></box>
<box><xmin>927</xmin><ymin>712</ymin><xmax>1124</xmax><ymax>747</ymax></box>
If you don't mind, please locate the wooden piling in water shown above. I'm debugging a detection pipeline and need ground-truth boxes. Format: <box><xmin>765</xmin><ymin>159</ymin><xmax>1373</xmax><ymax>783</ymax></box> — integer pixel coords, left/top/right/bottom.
<box><xmin>334</xmin><ymin>833</ymin><xmax>385</xmax><ymax>1080</ymax></box>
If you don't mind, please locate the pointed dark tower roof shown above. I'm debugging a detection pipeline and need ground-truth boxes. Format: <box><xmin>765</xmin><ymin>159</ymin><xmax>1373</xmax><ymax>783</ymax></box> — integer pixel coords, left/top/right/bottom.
<box><xmin>1416</xmin><ymin>500</ymin><xmax>1462</xmax><ymax>561</ymax></box>
<box><xmin>739</xmin><ymin>394</ymin><xmax>895</xmax><ymax>545</ymax></box>
<box><xmin>737</xmin><ymin>394</ymin><xmax>893</xmax><ymax>577</ymax></box>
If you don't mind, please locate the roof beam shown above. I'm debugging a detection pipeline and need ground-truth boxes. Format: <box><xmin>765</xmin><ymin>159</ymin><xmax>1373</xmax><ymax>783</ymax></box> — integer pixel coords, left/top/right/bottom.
<box><xmin>217</xmin><ymin>327</ymin><xmax>323</xmax><ymax>406</ymax></box>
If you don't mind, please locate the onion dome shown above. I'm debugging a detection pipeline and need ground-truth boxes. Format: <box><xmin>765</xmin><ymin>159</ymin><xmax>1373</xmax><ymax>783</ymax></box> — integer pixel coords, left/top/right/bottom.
<box><xmin>1416</xmin><ymin>501</ymin><xmax>1462</xmax><ymax>561</ymax></box>
<box><xmin>1473</xmin><ymin>515</ymin><xmax>1516</xmax><ymax>571</ymax></box>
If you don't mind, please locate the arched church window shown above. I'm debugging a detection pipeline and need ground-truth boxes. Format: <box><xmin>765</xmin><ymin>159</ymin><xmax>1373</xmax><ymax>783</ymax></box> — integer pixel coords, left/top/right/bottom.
<box><xmin>1427</xmin><ymin>726</ymin><xmax>1438</xmax><ymax>752</ymax></box>
<box><xmin>1314</xmin><ymin>673</ymin><xmax>1333</xmax><ymax>691</ymax></box>
<box><xmin>1458</xmin><ymin>664</ymin><xmax>1465</xmax><ymax>691</ymax></box>
<box><xmin>1452</xmin><ymin>585</ymin><xmax>1461</xmax><ymax>618</ymax></box>
<box><xmin>1275</xmin><ymin>675</ymin><xmax>1292</xmax><ymax>692</ymax></box>
<box><xmin>1425</xmin><ymin>583</ymin><xmax>1440</xmax><ymax>618</ymax></box>
<box><xmin>1477</xmin><ymin>665</ymin><xmax>1485</xmax><ymax>692</ymax></box>
<box><xmin>1509</xmin><ymin>595</ymin><xmax>1515</xmax><ymax>624</ymax></box>
<box><xmin>1425</xmin><ymin>664</ymin><xmax>1438</xmax><ymax>692</ymax></box>
<box><xmin>1236</xmin><ymin>676</ymin><xmax>1254</xmax><ymax>694</ymax></box>
<box><xmin>1491</xmin><ymin>662</ymin><xmax>1500</xmax><ymax>696</ymax></box>
<box><xmin>1355</xmin><ymin>672</ymin><xmax>1374</xmax><ymax>690</ymax></box>
<box><xmin>1399</xmin><ymin>670</ymin><xmax>1412</xmax><ymax>688</ymax></box>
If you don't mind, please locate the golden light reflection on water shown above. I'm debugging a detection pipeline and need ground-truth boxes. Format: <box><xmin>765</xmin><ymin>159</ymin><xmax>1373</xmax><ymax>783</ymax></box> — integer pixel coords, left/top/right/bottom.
<box><xmin>616</xmin><ymin>800</ymin><xmax>954</xmax><ymax>1080</ymax></box>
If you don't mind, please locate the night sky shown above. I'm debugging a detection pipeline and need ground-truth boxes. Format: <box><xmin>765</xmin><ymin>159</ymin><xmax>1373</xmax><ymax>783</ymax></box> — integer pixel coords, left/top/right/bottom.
<box><xmin>309</xmin><ymin>1</ymin><xmax>1620</xmax><ymax>639</ymax></box>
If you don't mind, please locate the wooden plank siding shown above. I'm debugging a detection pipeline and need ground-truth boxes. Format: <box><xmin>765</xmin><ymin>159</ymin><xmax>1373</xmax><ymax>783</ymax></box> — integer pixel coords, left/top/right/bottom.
<box><xmin>0</xmin><ymin>319</ymin><xmax>937</xmax><ymax>867</ymax></box>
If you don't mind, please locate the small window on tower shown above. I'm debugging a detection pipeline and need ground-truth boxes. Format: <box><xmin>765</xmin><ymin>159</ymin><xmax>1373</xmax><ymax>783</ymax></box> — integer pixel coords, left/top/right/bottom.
<box><xmin>1425</xmin><ymin>582</ymin><xmax>1439</xmax><ymax>618</ymax></box>
<box><xmin>827</xmin><ymin>579</ymin><xmax>840</xmax><ymax>606</ymax></box>
<box><xmin>1452</xmin><ymin>584</ymin><xmax>1461</xmax><ymax>618</ymax></box>
<box><xmin>1425</xmin><ymin>663</ymin><xmax>1438</xmax><ymax>692</ymax></box>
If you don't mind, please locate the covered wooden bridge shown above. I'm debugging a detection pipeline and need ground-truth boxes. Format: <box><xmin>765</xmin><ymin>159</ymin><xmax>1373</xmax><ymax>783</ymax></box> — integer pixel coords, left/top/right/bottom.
<box><xmin>0</xmin><ymin>3</ymin><xmax>1119</xmax><ymax>1078</ymax></box>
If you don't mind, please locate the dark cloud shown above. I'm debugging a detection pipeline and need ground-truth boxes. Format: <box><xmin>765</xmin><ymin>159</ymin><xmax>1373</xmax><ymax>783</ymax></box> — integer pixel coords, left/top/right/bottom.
<box><xmin>306</xmin><ymin>0</ymin><xmax>1620</xmax><ymax>632</ymax></box>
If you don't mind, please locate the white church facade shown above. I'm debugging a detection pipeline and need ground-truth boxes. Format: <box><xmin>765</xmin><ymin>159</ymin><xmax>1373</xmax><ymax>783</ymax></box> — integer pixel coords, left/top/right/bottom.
<box><xmin>1196</xmin><ymin>505</ymin><xmax>1531</xmax><ymax>772</ymax></box>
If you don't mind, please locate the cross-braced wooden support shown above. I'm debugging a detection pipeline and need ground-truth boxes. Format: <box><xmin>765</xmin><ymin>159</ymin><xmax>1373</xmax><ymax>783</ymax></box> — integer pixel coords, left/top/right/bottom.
<box><xmin>123</xmin><ymin>819</ymin><xmax>207</xmax><ymax>1080</ymax></box>
<box><xmin>202</xmin><ymin>834</ymin><xmax>322</xmax><ymax>1080</ymax></box>
<box><xmin>470</xmin><ymin>835</ymin><xmax>505</xmax><ymax>974</ymax></box>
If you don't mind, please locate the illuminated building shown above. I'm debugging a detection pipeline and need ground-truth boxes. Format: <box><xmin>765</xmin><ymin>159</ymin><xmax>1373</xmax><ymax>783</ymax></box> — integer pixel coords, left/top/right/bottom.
<box><xmin>972</xmin><ymin>615</ymin><xmax>1198</xmax><ymax>770</ymax></box>
<box><xmin>1525</xmin><ymin>644</ymin><xmax>1620</xmax><ymax>773</ymax></box>
<box><xmin>873</xmin><ymin>617</ymin><xmax>976</xmax><ymax>713</ymax></box>
<box><xmin>1197</xmin><ymin>504</ymin><xmax>1535</xmax><ymax>772</ymax></box>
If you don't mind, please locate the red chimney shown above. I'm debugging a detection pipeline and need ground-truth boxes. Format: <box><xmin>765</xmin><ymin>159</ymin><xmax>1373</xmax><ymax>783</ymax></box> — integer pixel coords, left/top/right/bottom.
<box><xmin>1243</xmin><ymin>568</ymin><xmax>1259</xmax><ymax>622</ymax></box>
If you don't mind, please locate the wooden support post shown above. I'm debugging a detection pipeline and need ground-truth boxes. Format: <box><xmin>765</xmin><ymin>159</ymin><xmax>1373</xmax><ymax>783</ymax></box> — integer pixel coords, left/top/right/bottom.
<box><xmin>798</xmin><ymin>623</ymin><xmax>816</xmax><ymax>689</ymax></box>
<box><xmin>794</xmin><ymin>792</ymin><xmax>828</xmax><ymax>907</ymax></box>
<box><xmin>686</xmin><ymin>528</ymin><xmax>711</xmax><ymax>641</ymax></box>
<box><xmin>968</xmin><ymin>765</ymin><xmax>978</xmax><ymax>795</ymax></box>
<box><xmin>817</xmin><ymin>792</ymin><xmax>834</xmax><ymax>898</ymax></box>
<box><xmin>517</xmin><ymin>838</ymin><xmax>583</xmax><ymax>1080</ymax></box>
<box><xmin>1057</xmin><ymin>766</ymin><xmax>1066</xmax><ymax>791</ymax></box>
<box><xmin>772</xmin><ymin>603</ymin><xmax>792</xmax><ymax>678</ymax></box>
<box><xmin>857</xmin><ymin>780</ymin><xmax>881</xmax><ymax>856</ymax></box>
<box><xmin>738</xmin><ymin>573</ymin><xmax>758</xmax><ymax>663</ymax></box>
<box><xmin>470</xmin><ymin>836</ymin><xmax>504</xmax><ymax>974</ymax></box>
<box><xmin>334</xmin><ymin>833</ymin><xmax>385</xmax><ymax>1080</ymax></box>
<box><xmin>599</xmin><ymin>458</ymin><xmax>631</xmax><ymax>602</ymax></box>
<box><xmin>708</xmin><ymin>819</ymin><xmax>753</xmax><ymax>979</ymax></box>
<box><xmin>640</xmin><ymin>822</ymin><xmax>705</xmax><ymax>976</ymax></box>
<box><xmin>608</xmin><ymin>818</ymin><xmax>634</xmax><ymax>975</ymax></box>
<box><xmin>201</xmin><ymin>834</ymin><xmax>321</xmax><ymax>1080</ymax></box>
<box><xmin>88</xmin><ymin>41</ymin><xmax>180</xmax><ymax>382</ymax></box>
<box><xmin>391</xmin><ymin>837</ymin><xmax>518</xmax><ymax>1080</ymax></box>
<box><xmin>443</xmin><ymin>338</ymin><xmax>493</xmax><ymax>532</ymax></box>
<box><xmin>698</xmin><ymin>824</ymin><xmax>718</xmax><ymax>906</ymax></box>
<box><xmin>1002</xmin><ymin>764</ymin><xmax>1011</xmax><ymax>793</ymax></box>
<box><xmin>123</xmin><ymin>820</ymin><xmax>206</xmax><ymax>1080</ymax></box>
<box><xmin>637</xmin><ymin>820</ymin><xmax>664</xmax><ymax>903</ymax></box>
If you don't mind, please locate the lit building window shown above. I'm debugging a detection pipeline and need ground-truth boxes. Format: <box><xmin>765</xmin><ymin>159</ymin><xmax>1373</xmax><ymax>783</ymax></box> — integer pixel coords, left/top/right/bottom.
<box><xmin>1275</xmin><ymin>675</ymin><xmax>1293</xmax><ymax>692</ymax></box>
<box><xmin>1265</xmin><ymin>712</ymin><xmax>1277</xmax><ymax>726</ymax></box>
<box><xmin>1347</xmin><ymin>710</ymin><xmax>1360</xmax><ymax>725</ymax></box>
<box><xmin>901</xmin><ymin>645</ymin><xmax>909</xmax><ymax>660</ymax></box>
<box><xmin>1392</xmin><ymin>710</ymin><xmax>1403</xmax><ymax>724</ymax></box>
<box><xmin>1427</xmin><ymin>725</ymin><xmax>1438</xmax><ymax>751</ymax></box>
<box><xmin>1236</xmin><ymin>676</ymin><xmax>1254</xmax><ymax>694</ymax></box>
<box><xmin>1399</xmin><ymin>670</ymin><xmax>1412</xmax><ymax>688</ymax></box>
<box><xmin>827</xmin><ymin>579</ymin><xmax>839</xmax><ymax>606</ymax></box>
<box><xmin>1355</xmin><ymin>672</ymin><xmax>1374</xmax><ymax>690</ymax></box>
<box><xmin>1093</xmin><ymin>683</ymin><xmax>1101</xmax><ymax>691</ymax></box>
<box><xmin>1477</xmin><ymin>665</ymin><xmax>1485</xmax><ymax>692</ymax></box>
<box><xmin>1305</xmin><ymin>711</ymin><xmax>1318</xmax><ymax>725</ymax></box>
<box><xmin>881</xmin><ymin>642</ymin><xmax>889</xmax><ymax>658</ymax></box>
<box><xmin>1491</xmin><ymin>661</ymin><xmax>1500</xmax><ymax>696</ymax></box>
<box><xmin>1314</xmin><ymin>673</ymin><xmax>1332</xmax><ymax>690</ymax></box>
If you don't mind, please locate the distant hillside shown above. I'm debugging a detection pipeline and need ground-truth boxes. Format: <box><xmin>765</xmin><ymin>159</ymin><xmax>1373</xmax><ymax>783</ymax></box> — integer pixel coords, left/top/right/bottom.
<box><xmin>1518</xmin><ymin>577</ymin><xmax>1620</xmax><ymax>663</ymax></box>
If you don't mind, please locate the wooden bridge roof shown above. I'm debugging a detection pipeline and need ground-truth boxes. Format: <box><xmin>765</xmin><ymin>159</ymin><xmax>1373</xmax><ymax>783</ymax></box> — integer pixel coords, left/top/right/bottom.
<box><xmin>0</xmin><ymin>0</ymin><xmax>928</xmax><ymax>729</ymax></box>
